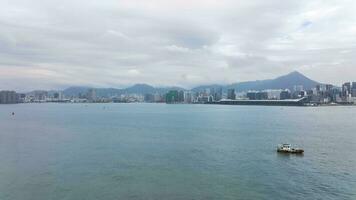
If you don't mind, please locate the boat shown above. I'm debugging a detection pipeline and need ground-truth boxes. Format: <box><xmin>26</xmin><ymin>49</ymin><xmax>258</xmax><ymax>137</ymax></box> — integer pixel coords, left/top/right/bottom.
<box><xmin>277</xmin><ymin>144</ymin><xmax>304</xmax><ymax>154</ymax></box>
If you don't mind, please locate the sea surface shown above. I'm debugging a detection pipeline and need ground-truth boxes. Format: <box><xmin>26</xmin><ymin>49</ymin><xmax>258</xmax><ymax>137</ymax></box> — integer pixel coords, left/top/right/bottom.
<box><xmin>0</xmin><ymin>103</ymin><xmax>355</xmax><ymax>200</ymax></box>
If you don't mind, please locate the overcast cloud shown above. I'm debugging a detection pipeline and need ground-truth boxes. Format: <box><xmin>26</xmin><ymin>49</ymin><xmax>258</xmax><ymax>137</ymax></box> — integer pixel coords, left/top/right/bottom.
<box><xmin>0</xmin><ymin>0</ymin><xmax>355</xmax><ymax>91</ymax></box>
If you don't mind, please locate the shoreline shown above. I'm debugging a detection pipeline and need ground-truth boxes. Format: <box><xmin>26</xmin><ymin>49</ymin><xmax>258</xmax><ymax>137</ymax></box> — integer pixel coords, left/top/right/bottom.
<box><xmin>1</xmin><ymin>102</ymin><xmax>355</xmax><ymax>107</ymax></box>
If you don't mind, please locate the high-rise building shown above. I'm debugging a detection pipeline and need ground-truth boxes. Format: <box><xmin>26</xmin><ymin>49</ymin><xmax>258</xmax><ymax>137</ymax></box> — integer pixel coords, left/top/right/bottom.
<box><xmin>184</xmin><ymin>91</ymin><xmax>193</xmax><ymax>103</ymax></box>
<box><xmin>325</xmin><ymin>84</ymin><xmax>333</xmax><ymax>92</ymax></box>
<box><xmin>0</xmin><ymin>91</ymin><xmax>19</xmax><ymax>104</ymax></box>
<box><xmin>166</xmin><ymin>90</ymin><xmax>178</xmax><ymax>103</ymax></box>
<box><xmin>342</xmin><ymin>82</ymin><xmax>351</xmax><ymax>97</ymax></box>
<box><xmin>53</xmin><ymin>92</ymin><xmax>60</xmax><ymax>99</ymax></box>
<box><xmin>227</xmin><ymin>89</ymin><xmax>236</xmax><ymax>100</ymax></box>
<box><xmin>316</xmin><ymin>85</ymin><xmax>321</xmax><ymax>93</ymax></box>
<box><xmin>352</xmin><ymin>82</ymin><xmax>356</xmax><ymax>97</ymax></box>
<box><xmin>144</xmin><ymin>93</ymin><xmax>154</xmax><ymax>102</ymax></box>
<box><xmin>53</xmin><ymin>91</ymin><xmax>63</xmax><ymax>100</ymax></box>
<box><xmin>178</xmin><ymin>90</ymin><xmax>184</xmax><ymax>102</ymax></box>
<box><xmin>86</xmin><ymin>89</ymin><xmax>96</xmax><ymax>102</ymax></box>
<box><xmin>214</xmin><ymin>87</ymin><xmax>223</xmax><ymax>101</ymax></box>
<box><xmin>33</xmin><ymin>91</ymin><xmax>48</xmax><ymax>101</ymax></box>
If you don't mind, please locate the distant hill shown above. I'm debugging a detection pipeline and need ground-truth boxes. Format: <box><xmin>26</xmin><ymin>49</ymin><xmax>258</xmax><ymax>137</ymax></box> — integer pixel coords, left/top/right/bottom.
<box><xmin>62</xmin><ymin>84</ymin><xmax>185</xmax><ymax>98</ymax></box>
<box><xmin>192</xmin><ymin>71</ymin><xmax>320</xmax><ymax>92</ymax></box>
<box><xmin>63</xmin><ymin>87</ymin><xmax>90</xmax><ymax>97</ymax></box>
<box><xmin>124</xmin><ymin>84</ymin><xmax>156</xmax><ymax>94</ymax></box>
<box><xmin>51</xmin><ymin>71</ymin><xmax>321</xmax><ymax>97</ymax></box>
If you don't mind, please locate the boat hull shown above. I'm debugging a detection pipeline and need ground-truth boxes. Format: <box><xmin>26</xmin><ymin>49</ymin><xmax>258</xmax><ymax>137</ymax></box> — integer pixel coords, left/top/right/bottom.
<box><xmin>277</xmin><ymin>149</ymin><xmax>304</xmax><ymax>154</ymax></box>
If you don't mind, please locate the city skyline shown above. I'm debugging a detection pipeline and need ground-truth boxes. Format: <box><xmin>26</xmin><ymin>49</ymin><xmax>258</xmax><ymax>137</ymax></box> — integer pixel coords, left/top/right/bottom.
<box><xmin>1</xmin><ymin>70</ymin><xmax>355</xmax><ymax>105</ymax></box>
<box><xmin>1</xmin><ymin>0</ymin><xmax>356</xmax><ymax>91</ymax></box>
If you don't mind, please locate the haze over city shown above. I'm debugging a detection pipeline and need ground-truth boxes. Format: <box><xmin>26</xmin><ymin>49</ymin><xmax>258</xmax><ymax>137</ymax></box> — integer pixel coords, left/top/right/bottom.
<box><xmin>1</xmin><ymin>0</ymin><xmax>356</xmax><ymax>91</ymax></box>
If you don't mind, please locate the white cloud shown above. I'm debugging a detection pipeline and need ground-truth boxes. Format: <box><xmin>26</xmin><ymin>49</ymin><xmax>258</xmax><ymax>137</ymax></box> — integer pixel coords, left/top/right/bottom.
<box><xmin>0</xmin><ymin>0</ymin><xmax>355</xmax><ymax>91</ymax></box>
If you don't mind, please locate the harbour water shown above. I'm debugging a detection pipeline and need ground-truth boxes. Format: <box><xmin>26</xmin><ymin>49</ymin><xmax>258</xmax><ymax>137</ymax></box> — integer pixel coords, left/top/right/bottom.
<box><xmin>0</xmin><ymin>103</ymin><xmax>355</xmax><ymax>200</ymax></box>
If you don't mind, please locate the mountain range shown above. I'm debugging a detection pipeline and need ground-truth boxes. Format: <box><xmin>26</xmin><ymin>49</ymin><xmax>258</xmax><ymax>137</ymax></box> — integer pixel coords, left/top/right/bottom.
<box><xmin>63</xmin><ymin>84</ymin><xmax>185</xmax><ymax>98</ymax></box>
<box><xmin>61</xmin><ymin>71</ymin><xmax>321</xmax><ymax>97</ymax></box>
<box><xmin>192</xmin><ymin>71</ymin><xmax>320</xmax><ymax>93</ymax></box>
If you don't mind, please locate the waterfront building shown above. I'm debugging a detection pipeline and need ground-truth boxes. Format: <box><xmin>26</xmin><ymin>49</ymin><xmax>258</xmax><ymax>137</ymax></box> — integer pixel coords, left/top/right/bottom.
<box><xmin>153</xmin><ymin>93</ymin><xmax>163</xmax><ymax>102</ymax></box>
<box><xmin>54</xmin><ymin>92</ymin><xmax>60</xmax><ymax>99</ymax></box>
<box><xmin>178</xmin><ymin>90</ymin><xmax>184</xmax><ymax>102</ymax></box>
<box><xmin>144</xmin><ymin>93</ymin><xmax>154</xmax><ymax>102</ymax></box>
<box><xmin>86</xmin><ymin>89</ymin><xmax>96</xmax><ymax>102</ymax></box>
<box><xmin>256</xmin><ymin>92</ymin><xmax>268</xmax><ymax>100</ymax></box>
<box><xmin>280</xmin><ymin>90</ymin><xmax>291</xmax><ymax>100</ymax></box>
<box><xmin>342</xmin><ymin>82</ymin><xmax>351</xmax><ymax>97</ymax></box>
<box><xmin>53</xmin><ymin>91</ymin><xmax>64</xmax><ymax>100</ymax></box>
<box><xmin>352</xmin><ymin>82</ymin><xmax>356</xmax><ymax>89</ymax></box>
<box><xmin>0</xmin><ymin>91</ymin><xmax>19</xmax><ymax>104</ymax></box>
<box><xmin>227</xmin><ymin>89</ymin><xmax>236</xmax><ymax>100</ymax></box>
<box><xmin>184</xmin><ymin>91</ymin><xmax>193</xmax><ymax>103</ymax></box>
<box><xmin>208</xmin><ymin>95</ymin><xmax>214</xmax><ymax>102</ymax></box>
<box><xmin>196</xmin><ymin>96</ymin><xmax>209</xmax><ymax>103</ymax></box>
<box><xmin>166</xmin><ymin>90</ymin><xmax>179</xmax><ymax>103</ymax></box>
<box><xmin>30</xmin><ymin>90</ymin><xmax>48</xmax><ymax>102</ymax></box>
<box><xmin>247</xmin><ymin>91</ymin><xmax>256</xmax><ymax>100</ymax></box>
<box><xmin>247</xmin><ymin>91</ymin><xmax>269</xmax><ymax>100</ymax></box>
<box><xmin>352</xmin><ymin>82</ymin><xmax>356</xmax><ymax>97</ymax></box>
<box><xmin>316</xmin><ymin>85</ymin><xmax>321</xmax><ymax>95</ymax></box>
<box><xmin>18</xmin><ymin>93</ymin><xmax>26</xmax><ymax>103</ymax></box>
<box><xmin>215</xmin><ymin>97</ymin><xmax>307</xmax><ymax>106</ymax></box>
<box><xmin>265</xmin><ymin>89</ymin><xmax>283</xmax><ymax>100</ymax></box>
<box><xmin>214</xmin><ymin>87</ymin><xmax>223</xmax><ymax>101</ymax></box>
<box><xmin>209</xmin><ymin>88</ymin><xmax>214</xmax><ymax>97</ymax></box>
<box><xmin>325</xmin><ymin>84</ymin><xmax>333</xmax><ymax>92</ymax></box>
<box><xmin>352</xmin><ymin>89</ymin><xmax>356</xmax><ymax>98</ymax></box>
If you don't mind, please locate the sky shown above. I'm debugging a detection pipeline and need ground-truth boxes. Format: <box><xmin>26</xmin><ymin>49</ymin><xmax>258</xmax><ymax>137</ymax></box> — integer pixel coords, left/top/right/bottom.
<box><xmin>0</xmin><ymin>0</ymin><xmax>355</xmax><ymax>91</ymax></box>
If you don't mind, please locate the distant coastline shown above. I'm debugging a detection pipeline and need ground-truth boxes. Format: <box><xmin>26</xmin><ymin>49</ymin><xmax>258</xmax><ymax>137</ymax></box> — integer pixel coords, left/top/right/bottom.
<box><xmin>1</xmin><ymin>71</ymin><xmax>355</xmax><ymax>106</ymax></box>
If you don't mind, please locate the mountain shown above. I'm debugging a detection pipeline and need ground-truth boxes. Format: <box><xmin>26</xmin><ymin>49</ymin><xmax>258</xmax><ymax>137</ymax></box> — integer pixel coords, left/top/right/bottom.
<box><xmin>57</xmin><ymin>71</ymin><xmax>321</xmax><ymax>97</ymax></box>
<box><xmin>63</xmin><ymin>86</ymin><xmax>123</xmax><ymax>97</ymax></box>
<box><xmin>192</xmin><ymin>71</ymin><xmax>320</xmax><ymax>92</ymax></box>
<box><xmin>62</xmin><ymin>84</ymin><xmax>185</xmax><ymax>98</ymax></box>
<box><xmin>94</xmin><ymin>88</ymin><xmax>123</xmax><ymax>98</ymax></box>
<box><xmin>121</xmin><ymin>84</ymin><xmax>185</xmax><ymax>95</ymax></box>
<box><xmin>124</xmin><ymin>84</ymin><xmax>156</xmax><ymax>94</ymax></box>
<box><xmin>63</xmin><ymin>87</ymin><xmax>90</xmax><ymax>97</ymax></box>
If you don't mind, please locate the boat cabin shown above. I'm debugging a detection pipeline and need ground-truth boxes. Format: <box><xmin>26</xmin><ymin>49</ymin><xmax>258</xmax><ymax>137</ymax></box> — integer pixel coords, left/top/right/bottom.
<box><xmin>279</xmin><ymin>144</ymin><xmax>291</xmax><ymax>151</ymax></box>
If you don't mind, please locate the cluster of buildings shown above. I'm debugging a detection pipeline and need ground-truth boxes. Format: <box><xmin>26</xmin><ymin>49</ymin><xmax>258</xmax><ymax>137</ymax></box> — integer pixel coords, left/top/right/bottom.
<box><xmin>163</xmin><ymin>82</ymin><xmax>356</xmax><ymax>105</ymax></box>
<box><xmin>165</xmin><ymin>88</ymin><xmax>223</xmax><ymax>104</ymax></box>
<box><xmin>1</xmin><ymin>81</ymin><xmax>356</xmax><ymax>105</ymax></box>
<box><xmin>0</xmin><ymin>88</ymin><xmax>157</xmax><ymax>104</ymax></box>
<box><xmin>0</xmin><ymin>91</ymin><xmax>21</xmax><ymax>104</ymax></box>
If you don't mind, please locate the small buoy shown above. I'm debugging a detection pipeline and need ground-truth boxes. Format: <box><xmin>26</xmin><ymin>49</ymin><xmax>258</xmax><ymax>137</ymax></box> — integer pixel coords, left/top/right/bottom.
<box><xmin>12</xmin><ymin>112</ymin><xmax>15</xmax><ymax>115</ymax></box>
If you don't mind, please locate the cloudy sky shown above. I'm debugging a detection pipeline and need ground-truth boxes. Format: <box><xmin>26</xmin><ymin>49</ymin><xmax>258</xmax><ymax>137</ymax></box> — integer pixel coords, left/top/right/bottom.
<box><xmin>0</xmin><ymin>0</ymin><xmax>355</xmax><ymax>91</ymax></box>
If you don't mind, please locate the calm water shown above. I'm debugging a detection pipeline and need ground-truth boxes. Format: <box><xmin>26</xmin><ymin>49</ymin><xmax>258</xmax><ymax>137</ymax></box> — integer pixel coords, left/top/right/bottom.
<box><xmin>0</xmin><ymin>103</ymin><xmax>355</xmax><ymax>200</ymax></box>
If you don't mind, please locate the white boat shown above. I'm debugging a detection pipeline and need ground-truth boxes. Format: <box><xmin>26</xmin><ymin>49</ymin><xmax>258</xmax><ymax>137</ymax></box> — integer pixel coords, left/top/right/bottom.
<box><xmin>277</xmin><ymin>144</ymin><xmax>304</xmax><ymax>154</ymax></box>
